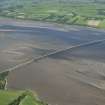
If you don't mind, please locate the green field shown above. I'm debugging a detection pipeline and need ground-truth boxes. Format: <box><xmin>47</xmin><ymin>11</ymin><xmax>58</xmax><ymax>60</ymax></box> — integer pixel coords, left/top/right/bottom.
<box><xmin>1</xmin><ymin>0</ymin><xmax>105</xmax><ymax>28</ymax></box>
<box><xmin>0</xmin><ymin>90</ymin><xmax>23</xmax><ymax>105</ymax></box>
<box><xmin>0</xmin><ymin>90</ymin><xmax>47</xmax><ymax>105</ymax></box>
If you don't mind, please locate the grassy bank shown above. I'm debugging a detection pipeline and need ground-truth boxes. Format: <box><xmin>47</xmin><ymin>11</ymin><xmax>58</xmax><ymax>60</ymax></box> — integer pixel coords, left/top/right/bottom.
<box><xmin>0</xmin><ymin>90</ymin><xmax>47</xmax><ymax>105</ymax></box>
<box><xmin>0</xmin><ymin>90</ymin><xmax>23</xmax><ymax>105</ymax></box>
<box><xmin>0</xmin><ymin>71</ymin><xmax>47</xmax><ymax>105</ymax></box>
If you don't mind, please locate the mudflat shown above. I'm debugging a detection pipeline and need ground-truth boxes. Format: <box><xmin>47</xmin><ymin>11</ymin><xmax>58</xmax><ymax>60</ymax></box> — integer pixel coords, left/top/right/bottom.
<box><xmin>7</xmin><ymin>57</ymin><xmax>105</xmax><ymax>105</ymax></box>
<box><xmin>0</xmin><ymin>19</ymin><xmax>105</xmax><ymax>105</ymax></box>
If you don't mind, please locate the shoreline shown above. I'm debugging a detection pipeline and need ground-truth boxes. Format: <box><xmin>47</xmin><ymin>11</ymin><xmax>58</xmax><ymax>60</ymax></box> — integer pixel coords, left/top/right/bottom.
<box><xmin>0</xmin><ymin>17</ymin><xmax>105</xmax><ymax>32</ymax></box>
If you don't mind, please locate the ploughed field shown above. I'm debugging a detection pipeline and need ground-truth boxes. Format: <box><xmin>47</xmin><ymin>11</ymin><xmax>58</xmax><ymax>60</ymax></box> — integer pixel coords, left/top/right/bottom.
<box><xmin>1</xmin><ymin>20</ymin><xmax>105</xmax><ymax>105</ymax></box>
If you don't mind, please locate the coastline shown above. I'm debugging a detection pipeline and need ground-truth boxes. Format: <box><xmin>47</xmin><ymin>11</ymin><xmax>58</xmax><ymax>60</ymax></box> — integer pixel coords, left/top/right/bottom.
<box><xmin>0</xmin><ymin>17</ymin><xmax>105</xmax><ymax>32</ymax></box>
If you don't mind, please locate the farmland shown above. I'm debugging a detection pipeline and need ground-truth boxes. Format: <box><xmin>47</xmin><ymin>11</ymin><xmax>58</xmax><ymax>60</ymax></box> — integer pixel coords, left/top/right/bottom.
<box><xmin>0</xmin><ymin>0</ymin><xmax>105</xmax><ymax>28</ymax></box>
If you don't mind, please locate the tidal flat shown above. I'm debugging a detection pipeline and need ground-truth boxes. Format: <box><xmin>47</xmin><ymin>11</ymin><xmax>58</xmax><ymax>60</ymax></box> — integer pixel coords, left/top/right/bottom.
<box><xmin>0</xmin><ymin>19</ymin><xmax>105</xmax><ymax>105</ymax></box>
